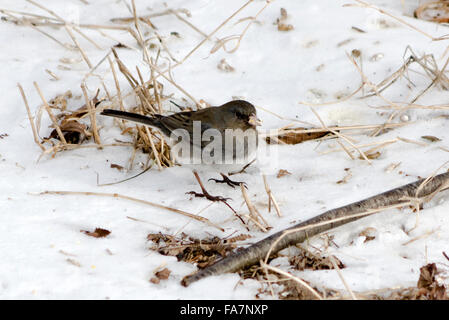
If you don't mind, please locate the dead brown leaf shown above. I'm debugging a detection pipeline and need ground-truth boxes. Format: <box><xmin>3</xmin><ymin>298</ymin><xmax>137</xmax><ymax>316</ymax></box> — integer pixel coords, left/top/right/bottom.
<box><xmin>48</xmin><ymin>120</ymin><xmax>89</xmax><ymax>144</ymax></box>
<box><xmin>359</xmin><ymin>151</ymin><xmax>381</xmax><ymax>160</ymax></box>
<box><xmin>415</xmin><ymin>2</ymin><xmax>449</xmax><ymax>24</ymax></box>
<box><xmin>81</xmin><ymin>228</ymin><xmax>111</xmax><ymax>238</ymax></box>
<box><xmin>289</xmin><ymin>246</ymin><xmax>345</xmax><ymax>271</ymax></box>
<box><xmin>147</xmin><ymin>232</ymin><xmax>238</xmax><ymax>269</ymax></box>
<box><xmin>217</xmin><ymin>58</ymin><xmax>235</xmax><ymax>72</ymax></box>
<box><xmin>421</xmin><ymin>135</ymin><xmax>441</xmax><ymax>142</ymax></box>
<box><xmin>415</xmin><ymin>263</ymin><xmax>447</xmax><ymax>300</ymax></box>
<box><xmin>149</xmin><ymin>277</ymin><xmax>160</xmax><ymax>284</ymax></box>
<box><xmin>155</xmin><ymin>268</ymin><xmax>171</xmax><ymax>280</ymax></box>
<box><xmin>49</xmin><ymin>90</ymin><xmax>72</xmax><ymax>111</ymax></box>
<box><xmin>276</xmin><ymin>8</ymin><xmax>294</xmax><ymax>32</ymax></box>
<box><xmin>359</xmin><ymin>227</ymin><xmax>377</xmax><ymax>243</ymax></box>
<box><xmin>278</xmin><ymin>24</ymin><xmax>294</xmax><ymax>32</ymax></box>
<box><xmin>266</xmin><ymin>128</ymin><xmax>331</xmax><ymax>145</ymax></box>
<box><xmin>110</xmin><ymin>163</ymin><xmax>124</xmax><ymax>171</ymax></box>
<box><xmin>223</xmin><ymin>234</ymin><xmax>252</xmax><ymax>243</ymax></box>
<box><xmin>277</xmin><ymin>169</ymin><xmax>292</xmax><ymax>178</ymax></box>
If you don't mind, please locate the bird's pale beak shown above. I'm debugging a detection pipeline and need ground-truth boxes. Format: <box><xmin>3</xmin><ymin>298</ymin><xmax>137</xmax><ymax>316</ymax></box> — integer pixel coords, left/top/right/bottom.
<box><xmin>248</xmin><ymin>113</ymin><xmax>262</xmax><ymax>126</ymax></box>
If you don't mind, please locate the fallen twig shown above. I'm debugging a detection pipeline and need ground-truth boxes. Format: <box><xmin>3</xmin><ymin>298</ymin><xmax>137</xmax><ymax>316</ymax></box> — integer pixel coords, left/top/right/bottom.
<box><xmin>35</xmin><ymin>190</ymin><xmax>224</xmax><ymax>232</ymax></box>
<box><xmin>181</xmin><ymin>171</ymin><xmax>449</xmax><ymax>286</ymax></box>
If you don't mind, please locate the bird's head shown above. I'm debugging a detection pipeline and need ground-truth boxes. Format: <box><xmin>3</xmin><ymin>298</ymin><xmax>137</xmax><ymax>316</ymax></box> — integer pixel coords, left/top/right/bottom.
<box><xmin>220</xmin><ymin>100</ymin><xmax>262</xmax><ymax>130</ymax></box>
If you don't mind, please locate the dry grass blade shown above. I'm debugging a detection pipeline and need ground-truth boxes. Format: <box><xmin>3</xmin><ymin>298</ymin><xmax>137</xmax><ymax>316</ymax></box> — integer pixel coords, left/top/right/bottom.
<box><xmin>397</xmin><ymin>136</ymin><xmax>428</xmax><ymax>147</ymax></box>
<box><xmin>179</xmin><ymin>0</ymin><xmax>255</xmax><ymax>64</ymax></box>
<box><xmin>263</xmin><ymin>174</ymin><xmax>281</xmax><ymax>217</ymax></box>
<box><xmin>261</xmin><ymin>123</ymin><xmax>408</xmax><ymax>139</ymax></box>
<box><xmin>309</xmin><ymin>107</ymin><xmax>371</xmax><ymax>163</ymax></box>
<box><xmin>107</xmin><ymin>56</ymin><xmax>125</xmax><ymax>113</ymax></box>
<box><xmin>324</xmin><ymin>236</ymin><xmax>357</xmax><ymax>300</ymax></box>
<box><xmin>65</xmin><ymin>25</ymin><xmax>92</xmax><ymax>68</ymax></box>
<box><xmin>18</xmin><ymin>83</ymin><xmax>46</xmax><ymax>152</ymax></box>
<box><xmin>346</xmin><ymin>0</ymin><xmax>436</xmax><ymax>40</ymax></box>
<box><xmin>33</xmin><ymin>82</ymin><xmax>67</xmax><ymax>145</ymax></box>
<box><xmin>211</xmin><ymin>0</ymin><xmax>270</xmax><ymax>54</ymax></box>
<box><xmin>148</xmin><ymin>59</ymin><xmax>200</xmax><ymax>107</ymax></box>
<box><xmin>0</xmin><ymin>10</ymin><xmax>72</xmax><ymax>50</ymax></box>
<box><xmin>240</xmin><ymin>183</ymin><xmax>269</xmax><ymax>232</ymax></box>
<box><xmin>36</xmin><ymin>190</ymin><xmax>224</xmax><ymax>232</ymax></box>
<box><xmin>260</xmin><ymin>261</ymin><xmax>323</xmax><ymax>300</ymax></box>
<box><xmin>415</xmin><ymin>161</ymin><xmax>449</xmax><ymax>199</ymax></box>
<box><xmin>80</xmin><ymin>83</ymin><xmax>101</xmax><ymax>145</ymax></box>
<box><xmin>360</xmin><ymin>55</ymin><xmax>415</xmax><ymax>99</ymax></box>
<box><xmin>26</xmin><ymin>0</ymin><xmax>102</xmax><ymax>49</ymax></box>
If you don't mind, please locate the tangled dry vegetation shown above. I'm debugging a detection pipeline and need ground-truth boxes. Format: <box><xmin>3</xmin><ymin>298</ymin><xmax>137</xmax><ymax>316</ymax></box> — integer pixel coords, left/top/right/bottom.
<box><xmin>7</xmin><ymin>0</ymin><xmax>449</xmax><ymax>299</ymax></box>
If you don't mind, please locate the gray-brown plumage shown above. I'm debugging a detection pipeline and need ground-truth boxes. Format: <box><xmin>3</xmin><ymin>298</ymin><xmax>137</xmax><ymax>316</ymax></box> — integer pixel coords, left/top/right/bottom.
<box><xmin>100</xmin><ymin>100</ymin><xmax>261</xmax><ymax>163</ymax></box>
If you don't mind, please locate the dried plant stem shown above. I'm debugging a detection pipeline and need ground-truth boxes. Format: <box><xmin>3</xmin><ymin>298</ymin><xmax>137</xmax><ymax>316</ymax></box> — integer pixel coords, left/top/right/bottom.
<box><xmin>26</xmin><ymin>0</ymin><xmax>102</xmax><ymax>49</ymax></box>
<box><xmin>347</xmin><ymin>0</ymin><xmax>436</xmax><ymax>40</ymax></box>
<box><xmin>260</xmin><ymin>261</ymin><xmax>323</xmax><ymax>300</ymax></box>
<box><xmin>151</xmin><ymin>58</ymin><xmax>162</xmax><ymax>114</ymax></box>
<box><xmin>145</xmin><ymin>126</ymin><xmax>163</xmax><ymax>170</ymax></box>
<box><xmin>320</xmin><ymin>139</ymin><xmax>398</xmax><ymax>155</ymax></box>
<box><xmin>80</xmin><ymin>83</ymin><xmax>101</xmax><ymax>145</ymax></box>
<box><xmin>260</xmin><ymin>123</ymin><xmax>408</xmax><ymax>138</ymax></box>
<box><xmin>262</xmin><ymin>174</ymin><xmax>281</xmax><ymax>217</ymax></box>
<box><xmin>336</xmin><ymin>139</ymin><xmax>356</xmax><ymax>160</ymax></box>
<box><xmin>329</xmin><ymin>254</ymin><xmax>357</xmax><ymax>300</ymax></box>
<box><xmin>37</xmin><ymin>190</ymin><xmax>224</xmax><ymax>232</ymax></box>
<box><xmin>324</xmin><ymin>235</ymin><xmax>357</xmax><ymax>300</ymax></box>
<box><xmin>172</xmin><ymin>10</ymin><xmax>208</xmax><ymax>38</ymax></box>
<box><xmin>345</xmin><ymin>52</ymin><xmax>406</xmax><ymax>137</ymax></box>
<box><xmin>108</xmin><ymin>56</ymin><xmax>125</xmax><ymax>112</ymax></box>
<box><xmin>130</xmin><ymin>0</ymin><xmax>152</xmax><ymax>64</ymax></box>
<box><xmin>33</xmin><ymin>82</ymin><xmax>67</xmax><ymax>145</ymax></box>
<box><xmin>144</xmin><ymin>0</ymin><xmax>262</xmax><ymax>90</ymax></box>
<box><xmin>241</xmin><ymin>183</ymin><xmax>269</xmax><ymax>231</ymax></box>
<box><xmin>18</xmin><ymin>83</ymin><xmax>46</xmax><ymax>151</ymax></box>
<box><xmin>19</xmin><ymin>16</ymin><xmax>74</xmax><ymax>50</ymax></box>
<box><xmin>211</xmin><ymin>0</ymin><xmax>270</xmax><ymax>54</ymax></box>
<box><xmin>310</xmin><ymin>107</ymin><xmax>371</xmax><ymax>163</ymax></box>
<box><xmin>65</xmin><ymin>25</ymin><xmax>92</xmax><ymax>68</ymax></box>
<box><xmin>242</xmin><ymin>214</ymin><xmax>268</xmax><ymax>233</ymax></box>
<box><xmin>45</xmin><ymin>69</ymin><xmax>60</xmax><ymax>81</ymax></box>
<box><xmin>396</xmin><ymin>136</ymin><xmax>427</xmax><ymax>147</ymax></box>
<box><xmin>148</xmin><ymin>59</ymin><xmax>200</xmax><ymax>107</ymax></box>
<box><xmin>0</xmin><ymin>8</ymin><xmax>60</xmax><ymax>22</ymax></box>
<box><xmin>179</xmin><ymin>0</ymin><xmax>254</xmax><ymax>65</ymax></box>
<box><xmin>182</xmin><ymin>172</ymin><xmax>449</xmax><ymax>286</ymax></box>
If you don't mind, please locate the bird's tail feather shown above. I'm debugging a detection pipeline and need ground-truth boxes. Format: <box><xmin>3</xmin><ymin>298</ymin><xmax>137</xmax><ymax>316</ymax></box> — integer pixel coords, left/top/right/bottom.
<box><xmin>100</xmin><ymin>109</ymin><xmax>158</xmax><ymax>127</ymax></box>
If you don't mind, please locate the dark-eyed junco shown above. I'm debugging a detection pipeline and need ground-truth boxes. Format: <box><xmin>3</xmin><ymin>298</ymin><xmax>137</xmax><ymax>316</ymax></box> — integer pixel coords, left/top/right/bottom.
<box><xmin>100</xmin><ymin>100</ymin><xmax>262</xmax><ymax>165</ymax></box>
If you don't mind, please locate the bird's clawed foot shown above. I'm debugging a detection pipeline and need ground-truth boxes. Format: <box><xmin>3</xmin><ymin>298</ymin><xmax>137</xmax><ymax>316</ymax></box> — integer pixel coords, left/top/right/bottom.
<box><xmin>187</xmin><ymin>170</ymin><xmax>249</xmax><ymax>230</ymax></box>
<box><xmin>187</xmin><ymin>171</ymin><xmax>232</xmax><ymax>204</ymax></box>
<box><xmin>209</xmin><ymin>173</ymin><xmax>247</xmax><ymax>189</ymax></box>
<box><xmin>186</xmin><ymin>190</ymin><xmax>230</xmax><ymax>202</ymax></box>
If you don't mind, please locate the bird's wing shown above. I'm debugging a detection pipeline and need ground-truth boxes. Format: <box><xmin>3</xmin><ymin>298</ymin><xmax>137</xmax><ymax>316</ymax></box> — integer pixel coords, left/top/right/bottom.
<box><xmin>160</xmin><ymin>111</ymin><xmax>215</xmax><ymax>148</ymax></box>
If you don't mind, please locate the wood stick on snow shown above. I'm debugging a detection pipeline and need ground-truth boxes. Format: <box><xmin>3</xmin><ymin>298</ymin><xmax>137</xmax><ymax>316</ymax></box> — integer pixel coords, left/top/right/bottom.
<box><xmin>181</xmin><ymin>172</ymin><xmax>449</xmax><ymax>286</ymax></box>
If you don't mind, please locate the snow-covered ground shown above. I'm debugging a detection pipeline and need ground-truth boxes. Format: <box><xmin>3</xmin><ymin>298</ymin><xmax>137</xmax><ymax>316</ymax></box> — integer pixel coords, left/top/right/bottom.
<box><xmin>0</xmin><ymin>0</ymin><xmax>448</xmax><ymax>299</ymax></box>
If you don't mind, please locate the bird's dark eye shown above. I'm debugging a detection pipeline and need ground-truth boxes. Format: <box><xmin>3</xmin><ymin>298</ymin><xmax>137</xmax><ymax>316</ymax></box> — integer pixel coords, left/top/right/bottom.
<box><xmin>235</xmin><ymin>111</ymin><xmax>245</xmax><ymax>119</ymax></box>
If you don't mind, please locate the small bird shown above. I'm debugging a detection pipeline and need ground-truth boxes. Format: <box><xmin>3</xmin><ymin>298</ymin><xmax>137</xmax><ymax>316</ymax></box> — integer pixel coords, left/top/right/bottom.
<box><xmin>100</xmin><ymin>100</ymin><xmax>262</xmax><ymax>165</ymax></box>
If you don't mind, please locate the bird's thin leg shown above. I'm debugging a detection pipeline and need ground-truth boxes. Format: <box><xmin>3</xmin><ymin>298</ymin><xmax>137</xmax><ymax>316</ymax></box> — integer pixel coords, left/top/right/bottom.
<box><xmin>228</xmin><ymin>159</ymin><xmax>256</xmax><ymax>176</ymax></box>
<box><xmin>209</xmin><ymin>173</ymin><xmax>247</xmax><ymax>189</ymax></box>
<box><xmin>187</xmin><ymin>170</ymin><xmax>231</xmax><ymax>202</ymax></box>
<box><xmin>187</xmin><ymin>171</ymin><xmax>250</xmax><ymax>230</ymax></box>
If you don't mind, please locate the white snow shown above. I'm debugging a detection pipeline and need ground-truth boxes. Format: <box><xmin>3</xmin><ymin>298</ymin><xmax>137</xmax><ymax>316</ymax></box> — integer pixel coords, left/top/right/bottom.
<box><xmin>0</xmin><ymin>0</ymin><xmax>448</xmax><ymax>299</ymax></box>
